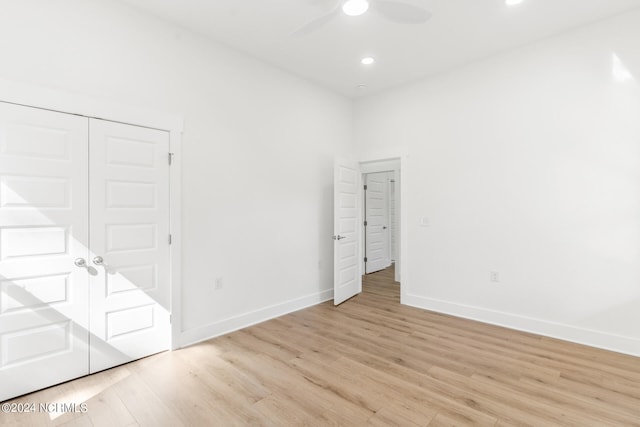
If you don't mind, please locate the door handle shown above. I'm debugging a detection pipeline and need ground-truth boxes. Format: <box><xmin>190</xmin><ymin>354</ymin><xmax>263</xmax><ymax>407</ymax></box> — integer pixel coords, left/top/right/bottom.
<box><xmin>383</xmin><ymin>226</ymin><xmax>387</xmax><ymax>230</ymax></box>
<box><xmin>93</xmin><ymin>256</ymin><xmax>104</xmax><ymax>266</ymax></box>
<box><xmin>74</xmin><ymin>258</ymin><xmax>87</xmax><ymax>268</ymax></box>
<box><xmin>333</xmin><ymin>235</ymin><xmax>347</xmax><ymax>241</ymax></box>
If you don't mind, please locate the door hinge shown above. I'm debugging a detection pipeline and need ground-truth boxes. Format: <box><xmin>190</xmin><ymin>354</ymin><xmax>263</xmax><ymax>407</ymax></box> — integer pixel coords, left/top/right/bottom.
<box><xmin>364</xmin><ymin>220</ymin><xmax>368</xmax><ymax>227</ymax></box>
<box><xmin>364</xmin><ymin>257</ymin><xmax>368</xmax><ymax>263</ymax></box>
<box><xmin>169</xmin><ymin>314</ymin><xmax>172</xmax><ymax>324</ymax></box>
<box><xmin>169</xmin><ymin>234</ymin><xmax>172</xmax><ymax>244</ymax></box>
<box><xmin>168</xmin><ymin>152</ymin><xmax>174</xmax><ymax>165</ymax></box>
<box><xmin>364</xmin><ymin>185</ymin><xmax>368</xmax><ymax>191</ymax></box>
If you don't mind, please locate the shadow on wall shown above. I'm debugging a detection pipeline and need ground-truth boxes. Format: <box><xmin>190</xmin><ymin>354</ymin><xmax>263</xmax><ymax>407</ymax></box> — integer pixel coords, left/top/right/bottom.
<box><xmin>577</xmin><ymin>297</ymin><xmax>640</xmax><ymax>341</ymax></box>
<box><xmin>319</xmin><ymin>182</ymin><xmax>334</xmax><ymax>292</ymax></box>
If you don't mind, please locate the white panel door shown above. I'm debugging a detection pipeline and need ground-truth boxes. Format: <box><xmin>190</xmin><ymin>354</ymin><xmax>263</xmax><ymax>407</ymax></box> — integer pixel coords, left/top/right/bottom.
<box><xmin>0</xmin><ymin>102</ymin><xmax>89</xmax><ymax>401</ymax></box>
<box><xmin>365</xmin><ymin>172</ymin><xmax>390</xmax><ymax>274</ymax></box>
<box><xmin>333</xmin><ymin>159</ymin><xmax>361</xmax><ymax>305</ymax></box>
<box><xmin>88</xmin><ymin>119</ymin><xmax>170</xmax><ymax>373</ymax></box>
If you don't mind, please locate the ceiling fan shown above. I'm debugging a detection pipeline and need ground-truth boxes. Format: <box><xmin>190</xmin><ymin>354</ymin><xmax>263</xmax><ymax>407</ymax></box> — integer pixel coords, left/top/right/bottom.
<box><xmin>293</xmin><ymin>0</ymin><xmax>432</xmax><ymax>36</ymax></box>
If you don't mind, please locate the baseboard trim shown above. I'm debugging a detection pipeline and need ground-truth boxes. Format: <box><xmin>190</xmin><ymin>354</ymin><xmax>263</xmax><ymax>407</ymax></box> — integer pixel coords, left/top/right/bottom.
<box><xmin>179</xmin><ymin>288</ymin><xmax>333</xmax><ymax>348</ymax></box>
<box><xmin>403</xmin><ymin>293</ymin><xmax>640</xmax><ymax>357</ymax></box>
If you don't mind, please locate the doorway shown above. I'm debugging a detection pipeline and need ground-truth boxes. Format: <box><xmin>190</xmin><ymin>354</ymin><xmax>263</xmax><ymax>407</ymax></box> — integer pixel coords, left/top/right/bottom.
<box><xmin>361</xmin><ymin>159</ymin><xmax>400</xmax><ymax>284</ymax></box>
<box><xmin>332</xmin><ymin>156</ymin><xmax>404</xmax><ymax>305</ymax></box>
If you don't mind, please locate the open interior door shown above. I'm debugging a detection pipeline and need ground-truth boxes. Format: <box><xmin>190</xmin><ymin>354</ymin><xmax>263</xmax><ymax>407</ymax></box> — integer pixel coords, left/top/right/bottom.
<box><xmin>364</xmin><ymin>172</ymin><xmax>390</xmax><ymax>274</ymax></box>
<box><xmin>333</xmin><ymin>158</ymin><xmax>362</xmax><ymax>305</ymax></box>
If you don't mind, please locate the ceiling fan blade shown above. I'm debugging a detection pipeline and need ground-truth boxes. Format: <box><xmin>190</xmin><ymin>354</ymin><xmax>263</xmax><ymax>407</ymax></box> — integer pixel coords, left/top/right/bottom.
<box><xmin>373</xmin><ymin>0</ymin><xmax>432</xmax><ymax>24</ymax></box>
<box><xmin>291</xmin><ymin>7</ymin><xmax>339</xmax><ymax>37</ymax></box>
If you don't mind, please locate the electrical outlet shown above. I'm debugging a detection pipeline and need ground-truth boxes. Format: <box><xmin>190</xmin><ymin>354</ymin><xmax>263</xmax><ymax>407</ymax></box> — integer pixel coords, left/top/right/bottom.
<box><xmin>214</xmin><ymin>277</ymin><xmax>224</xmax><ymax>290</ymax></box>
<box><xmin>490</xmin><ymin>271</ymin><xmax>499</xmax><ymax>283</ymax></box>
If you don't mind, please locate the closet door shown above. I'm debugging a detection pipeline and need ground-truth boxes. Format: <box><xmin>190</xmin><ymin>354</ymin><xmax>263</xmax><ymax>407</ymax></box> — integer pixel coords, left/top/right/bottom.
<box><xmin>0</xmin><ymin>103</ymin><xmax>89</xmax><ymax>401</ymax></box>
<box><xmin>88</xmin><ymin>119</ymin><xmax>170</xmax><ymax>373</ymax></box>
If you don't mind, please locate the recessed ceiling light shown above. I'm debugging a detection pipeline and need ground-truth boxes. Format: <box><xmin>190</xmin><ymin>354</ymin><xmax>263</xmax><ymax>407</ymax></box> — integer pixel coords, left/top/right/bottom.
<box><xmin>361</xmin><ymin>57</ymin><xmax>375</xmax><ymax>65</ymax></box>
<box><xmin>342</xmin><ymin>0</ymin><xmax>370</xmax><ymax>17</ymax></box>
<box><xmin>357</xmin><ymin>84</ymin><xmax>368</xmax><ymax>90</ymax></box>
<box><xmin>505</xmin><ymin>0</ymin><xmax>524</xmax><ymax>6</ymax></box>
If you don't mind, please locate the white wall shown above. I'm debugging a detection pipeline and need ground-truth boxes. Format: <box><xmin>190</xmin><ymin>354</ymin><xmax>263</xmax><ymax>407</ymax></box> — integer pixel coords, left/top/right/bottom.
<box><xmin>355</xmin><ymin>9</ymin><xmax>640</xmax><ymax>356</ymax></box>
<box><xmin>0</xmin><ymin>0</ymin><xmax>353</xmax><ymax>346</ymax></box>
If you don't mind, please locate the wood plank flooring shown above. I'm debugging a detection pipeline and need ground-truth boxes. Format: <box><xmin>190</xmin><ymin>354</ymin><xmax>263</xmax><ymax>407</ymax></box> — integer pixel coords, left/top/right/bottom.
<box><xmin>2</xmin><ymin>265</ymin><xmax>640</xmax><ymax>426</ymax></box>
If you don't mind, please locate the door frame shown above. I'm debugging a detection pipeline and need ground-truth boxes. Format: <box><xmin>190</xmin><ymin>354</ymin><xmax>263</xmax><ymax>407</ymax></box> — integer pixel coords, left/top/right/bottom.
<box><xmin>0</xmin><ymin>78</ymin><xmax>184</xmax><ymax>350</ymax></box>
<box><xmin>359</xmin><ymin>153</ymin><xmax>407</xmax><ymax>302</ymax></box>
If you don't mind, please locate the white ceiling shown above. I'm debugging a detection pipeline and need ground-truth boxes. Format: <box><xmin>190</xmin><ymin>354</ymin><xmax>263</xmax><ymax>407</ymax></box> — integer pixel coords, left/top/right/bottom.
<box><xmin>118</xmin><ymin>0</ymin><xmax>640</xmax><ymax>97</ymax></box>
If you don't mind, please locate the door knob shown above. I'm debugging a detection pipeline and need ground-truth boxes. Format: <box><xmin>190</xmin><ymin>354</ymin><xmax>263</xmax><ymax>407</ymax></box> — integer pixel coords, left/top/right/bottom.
<box><xmin>74</xmin><ymin>258</ymin><xmax>87</xmax><ymax>268</ymax></box>
<box><xmin>93</xmin><ymin>256</ymin><xmax>104</xmax><ymax>265</ymax></box>
<box><xmin>333</xmin><ymin>235</ymin><xmax>347</xmax><ymax>240</ymax></box>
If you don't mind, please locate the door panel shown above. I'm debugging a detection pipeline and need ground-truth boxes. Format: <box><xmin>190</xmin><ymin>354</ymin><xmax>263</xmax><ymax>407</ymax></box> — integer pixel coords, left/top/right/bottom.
<box><xmin>334</xmin><ymin>159</ymin><xmax>361</xmax><ymax>305</ymax></box>
<box><xmin>0</xmin><ymin>102</ymin><xmax>89</xmax><ymax>401</ymax></box>
<box><xmin>365</xmin><ymin>172</ymin><xmax>389</xmax><ymax>274</ymax></box>
<box><xmin>88</xmin><ymin>119</ymin><xmax>170</xmax><ymax>373</ymax></box>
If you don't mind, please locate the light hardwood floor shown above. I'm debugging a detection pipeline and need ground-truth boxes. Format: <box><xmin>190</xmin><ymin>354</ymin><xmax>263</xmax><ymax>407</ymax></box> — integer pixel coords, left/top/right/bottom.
<box><xmin>2</xmin><ymin>265</ymin><xmax>640</xmax><ymax>426</ymax></box>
